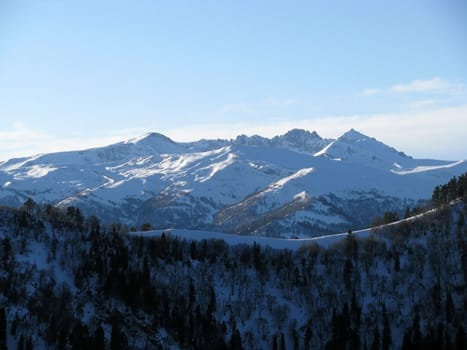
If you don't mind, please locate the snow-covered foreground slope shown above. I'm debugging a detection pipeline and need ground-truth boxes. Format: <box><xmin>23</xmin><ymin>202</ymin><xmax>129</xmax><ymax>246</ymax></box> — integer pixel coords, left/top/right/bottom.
<box><xmin>130</xmin><ymin>228</ymin><xmax>371</xmax><ymax>250</ymax></box>
<box><xmin>0</xmin><ymin>128</ymin><xmax>465</xmax><ymax>236</ymax></box>
<box><xmin>130</xmin><ymin>203</ymin><xmax>443</xmax><ymax>250</ymax></box>
<box><xmin>1</xmin><ymin>197</ymin><xmax>465</xmax><ymax>349</ymax></box>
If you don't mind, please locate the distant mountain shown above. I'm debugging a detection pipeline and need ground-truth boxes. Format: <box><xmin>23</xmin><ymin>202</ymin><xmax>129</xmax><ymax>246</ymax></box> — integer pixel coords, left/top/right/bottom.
<box><xmin>0</xmin><ymin>129</ymin><xmax>465</xmax><ymax>236</ymax></box>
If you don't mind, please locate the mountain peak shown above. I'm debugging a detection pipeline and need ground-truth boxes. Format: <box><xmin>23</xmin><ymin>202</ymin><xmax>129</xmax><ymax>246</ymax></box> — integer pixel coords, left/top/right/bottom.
<box><xmin>282</xmin><ymin>128</ymin><xmax>320</xmax><ymax>140</ymax></box>
<box><xmin>339</xmin><ymin>128</ymin><xmax>371</xmax><ymax>142</ymax></box>
<box><xmin>314</xmin><ymin>128</ymin><xmax>412</xmax><ymax>168</ymax></box>
<box><xmin>126</xmin><ymin>132</ymin><xmax>175</xmax><ymax>145</ymax></box>
<box><xmin>269</xmin><ymin>129</ymin><xmax>330</xmax><ymax>154</ymax></box>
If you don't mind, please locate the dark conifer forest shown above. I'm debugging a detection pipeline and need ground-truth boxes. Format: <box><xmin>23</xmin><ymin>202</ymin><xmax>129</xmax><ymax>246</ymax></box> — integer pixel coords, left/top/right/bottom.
<box><xmin>0</xmin><ymin>174</ymin><xmax>466</xmax><ymax>349</ymax></box>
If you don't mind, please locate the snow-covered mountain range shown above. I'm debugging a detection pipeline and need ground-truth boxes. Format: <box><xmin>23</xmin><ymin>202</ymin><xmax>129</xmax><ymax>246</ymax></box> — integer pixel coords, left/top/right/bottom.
<box><xmin>0</xmin><ymin>129</ymin><xmax>465</xmax><ymax>236</ymax></box>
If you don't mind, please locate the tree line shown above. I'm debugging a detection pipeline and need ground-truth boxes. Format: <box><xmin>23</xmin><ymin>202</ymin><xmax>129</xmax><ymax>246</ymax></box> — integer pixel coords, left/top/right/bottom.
<box><xmin>0</xmin><ymin>175</ymin><xmax>465</xmax><ymax>349</ymax></box>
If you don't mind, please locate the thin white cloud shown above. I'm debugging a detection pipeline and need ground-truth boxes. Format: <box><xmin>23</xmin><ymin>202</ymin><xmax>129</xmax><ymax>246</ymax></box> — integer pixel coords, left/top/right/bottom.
<box><xmin>0</xmin><ymin>123</ymin><xmax>143</xmax><ymax>162</ymax></box>
<box><xmin>1</xmin><ymin>106</ymin><xmax>466</xmax><ymax>162</ymax></box>
<box><xmin>265</xmin><ymin>96</ymin><xmax>298</xmax><ymax>106</ymax></box>
<box><xmin>359</xmin><ymin>77</ymin><xmax>465</xmax><ymax>97</ymax></box>
<box><xmin>390</xmin><ymin>77</ymin><xmax>448</xmax><ymax>93</ymax></box>
<box><xmin>0</xmin><ymin>122</ymin><xmax>47</xmax><ymax>142</ymax></box>
<box><xmin>165</xmin><ymin>105</ymin><xmax>467</xmax><ymax>160</ymax></box>
<box><xmin>360</xmin><ymin>88</ymin><xmax>382</xmax><ymax>97</ymax></box>
<box><xmin>409</xmin><ymin>99</ymin><xmax>435</xmax><ymax>108</ymax></box>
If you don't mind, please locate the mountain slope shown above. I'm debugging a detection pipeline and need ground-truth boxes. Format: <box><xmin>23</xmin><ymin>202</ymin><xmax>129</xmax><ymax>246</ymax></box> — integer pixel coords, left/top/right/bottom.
<box><xmin>0</xmin><ymin>129</ymin><xmax>465</xmax><ymax>236</ymax></box>
<box><xmin>0</xmin><ymin>189</ymin><xmax>465</xmax><ymax>349</ymax></box>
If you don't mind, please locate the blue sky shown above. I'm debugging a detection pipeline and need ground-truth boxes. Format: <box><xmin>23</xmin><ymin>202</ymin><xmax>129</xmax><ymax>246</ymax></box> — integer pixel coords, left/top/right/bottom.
<box><xmin>0</xmin><ymin>0</ymin><xmax>466</xmax><ymax>160</ymax></box>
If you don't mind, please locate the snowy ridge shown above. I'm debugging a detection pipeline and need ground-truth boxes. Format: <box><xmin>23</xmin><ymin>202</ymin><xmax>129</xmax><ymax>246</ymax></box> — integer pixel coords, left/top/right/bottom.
<box><xmin>131</xmin><ymin>227</ymin><xmax>369</xmax><ymax>250</ymax></box>
<box><xmin>131</xmin><ymin>202</ymin><xmax>450</xmax><ymax>250</ymax></box>
<box><xmin>0</xmin><ymin>128</ymin><xmax>466</xmax><ymax>236</ymax></box>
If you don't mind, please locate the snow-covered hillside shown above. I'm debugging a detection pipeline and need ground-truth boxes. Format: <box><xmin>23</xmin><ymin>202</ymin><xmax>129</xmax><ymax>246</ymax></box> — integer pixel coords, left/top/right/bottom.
<box><xmin>0</xmin><ymin>129</ymin><xmax>465</xmax><ymax>236</ymax></box>
<box><xmin>0</xmin><ymin>192</ymin><xmax>465</xmax><ymax>349</ymax></box>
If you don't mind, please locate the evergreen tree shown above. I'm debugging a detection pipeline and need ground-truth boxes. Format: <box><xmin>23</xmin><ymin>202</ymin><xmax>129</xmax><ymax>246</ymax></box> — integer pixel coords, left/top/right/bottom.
<box><xmin>432</xmin><ymin>283</ymin><xmax>441</xmax><ymax>314</ymax></box>
<box><xmin>371</xmin><ymin>326</ymin><xmax>380</xmax><ymax>350</ymax></box>
<box><xmin>393</xmin><ymin>252</ymin><xmax>400</xmax><ymax>272</ymax></box>
<box><xmin>445</xmin><ymin>291</ymin><xmax>455</xmax><ymax>323</ymax></box>
<box><xmin>350</xmin><ymin>289</ymin><xmax>361</xmax><ymax>327</ymax></box>
<box><xmin>456</xmin><ymin>325</ymin><xmax>465</xmax><ymax>350</ymax></box>
<box><xmin>304</xmin><ymin>325</ymin><xmax>312</xmax><ymax>350</ymax></box>
<box><xmin>404</xmin><ymin>206</ymin><xmax>411</xmax><ymax>219</ymax></box>
<box><xmin>0</xmin><ymin>308</ymin><xmax>7</xmax><ymax>350</ymax></box>
<box><xmin>343</xmin><ymin>258</ymin><xmax>353</xmax><ymax>290</ymax></box>
<box><xmin>110</xmin><ymin>324</ymin><xmax>128</xmax><ymax>350</ymax></box>
<box><xmin>229</xmin><ymin>328</ymin><xmax>243</xmax><ymax>350</ymax></box>
<box><xmin>447</xmin><ymin>177</ymin><xmax>458</xmax><ymax>201</ymax></box>
<box><xmin>25</xmin><ymin>337</ymin><xmax>33</xmax><ymax>350</ymax></box>
<box><xmin>71</xmin><ymin>321</ymin><xmax>89</xmax><ymax>350</ymax></box>
<box><xmin>57</xmin><ymin>329</ymin><xmax>67</xmax><ymax>350</ymax></box>
<box><xmin>412</xmin><ymin>311</ymin><xmax>422</xmax><ymax>343</ymax></box>
<box><xmin>280</xmin><ymin>333</ymin><xmax>286</xmax><ymax>350</ymax></box>
<box><xmin>381</xmin><ymin>305</ymin><xmax>391</xmax><ymax>350</ymax></box>
<box><xmin>432</xmin><ymin>186</ymin><xmax>440</xmax><ymax>206</ymax></box>
<box><xmin>92</xmin><ymin>326</ymin><xmax>105</xmax><ymax>350</ymax></box>
<box><xmin>435</xmin><ymin>323</ymin><xmax>444</xmax><ymax>350</ymax></box>
<box><xmin>272</xmin><ymin>335</ymin><xmax>278</xmax><ymax>350</ymax></box>
<box><xmin>1</xmin><ymin>238</ymin><xmax>12</xmax><ymax>270</ymax></box>
<box><xmin>207</xmin><ymin>286</ymin><xmax>216</xmax><ymax>316</ymax></box>
<box><xmin>16</xmin><ymin>335</ymin><xmax>24</xmax><ymax>350</ymax></box>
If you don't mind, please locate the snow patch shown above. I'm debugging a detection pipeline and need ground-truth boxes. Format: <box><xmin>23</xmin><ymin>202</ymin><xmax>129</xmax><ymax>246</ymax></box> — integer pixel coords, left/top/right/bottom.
<box><xmin>269</xmin><ymin>167</ymin><xmax>314</xmax><ymax>190</ymax></box>
<box><xmin>293</xmin><ymin>191</ymin><xmax>308</xmax><ymax>200</ymax></box>
<box><xmin>19</xmin><ymin>165</ymin><xmax>58</xmax><ymax>179</ymax></box>
<box><xmin>195</xmin><ymin>153</ymin><xmax>236</xmax><ymax>182</ymax></box>
<box><xmin>131</xmin><ymin>227</ymin><xmax>371</xmax><ymax>250</ymax></box>
<box><xmin>391</xmin><ymin>160</ymin><xmax>465</xmax><ymax>175</ymax></box>
<box><xmin>313</xmin><ymin>140</ymin><xmax>336</xmax><ymax>156</ymax></box>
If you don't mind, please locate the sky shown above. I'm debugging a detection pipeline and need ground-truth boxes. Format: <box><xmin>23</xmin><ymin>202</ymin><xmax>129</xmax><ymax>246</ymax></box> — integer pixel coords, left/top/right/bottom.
<box><xmin>0</xmin><ymin>0</ymin><xmax>466</xmax><ymax>161</ymax></box>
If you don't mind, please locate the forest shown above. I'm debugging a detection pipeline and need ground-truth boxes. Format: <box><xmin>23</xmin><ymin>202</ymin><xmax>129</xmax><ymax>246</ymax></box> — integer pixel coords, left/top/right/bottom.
<box><xmin>0</xmin><ymin>174</ymin><xmax>465</xmax><ymax>349</ymax></box>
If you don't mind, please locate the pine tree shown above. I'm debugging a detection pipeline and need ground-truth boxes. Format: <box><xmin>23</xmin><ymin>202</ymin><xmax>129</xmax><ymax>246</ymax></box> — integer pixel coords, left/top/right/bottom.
<box><xmin>304</xmin><ymin>325</ymin><xmax>312</xmax><ymax>350</ymax></box>
<box><xmin>412</xmin><ymin>311</ymin><xmax>422</xmax><ymax>343</ymax></box>
<box><xmin>1</xmin><ymin>238</ymin><xmax>12</xmax><ymax>270</ymax></box>
<box><xmin>207</xmin><ymin>286</ymin><xmax>216</xmax><ymax>316</ymax></box>
<box><xmin>71</xmin><ymin>322</ymin><xmax>85</xmax><ymax>350</ymax></box>
<box><xmin>350</xmin><ymin>289</ymin><xmax>361</xmax><ymax>327</ymax></box>
<box><xmin>16</xmin><ymin>335</ymin><xmax>25</xmax><ymax>350</ymax></box>
<box><xmin>432</xmin><ymin>186</ymin><xmax>440</xmax><ymax>206</ymax></box>
<box><xmin>272</xmin><ymin>335</ymin><xmax>278</xmax><ymax>350</ymax></box>
<box><xmin>229</xmin><ymin>328</ymin><xmax>243</xmax><ymax>350</ymax></box>
<box><xmin>435</xmin><ymin>323</ymin><xmax>444</xmax><ymax>350</ymax></box>
<box><xmin>291</xmin><ymin>327</ymin><xmax>299</xmax><ymax>350</ymax></box>
<box><xmin>371</xmin><ymin>326</ymin><xmax>380</xmax><ymax>350</ymax></box>
<box><xmin>280</xmin><ymin>333</ymin><xmax>286</xmax><ymax>350</ymax></box>
<box><xmin>404</xmin><ymin>206</ymin><xmax>411</xmax><ymax>219</ymax></box>
<box><xmin>25</xmin><ymin>337</ymin><xmax>33</xmax><ymax>350</ymax></box>
<box><xmin>456</xmin><ymin>325</ymin><xmax>466</xmax><ymax>350</ymax></box>
<box><xmin>343</xmin><ymin>258</ymin><xmax>353</xmax><ymax>290</ymax></box>
<box><xmin>110</xmin><ymin>325</ymin><xmax>119</xmax><ymax>350</ymax></box>
<box><xmin>381</xmin><ymin>305</ymin><xmax>391</xmax><ymax>350</ymax></box>
<box><xmin>0</xmin><ymin>308</ymin><xmax>7</xmax><ymax>350</ymax></box>
<box><xmin>445</xmin><ymin>291</ymin><xmax>455</xmax><ymax>323</ymax></box>
<box><xmin>394</xmin><ymin>252</ymin><xmax>400</xmax><ymax>272</ymax></box>
<box><xmin>447</xmin><ymin>177</ymin><xmax>458</xmax><ymax>201</ymax></box>
<box><xmin>92</xmin><ymin>326</ymin><xmax>105</xmax><ymax>350</ymax></box>
<box><xmin>432</xmin><ymin>283</ymin><xmax>441</xmax><ymax>314</ymax></box>
<box><xmin>57</xmin><ymin>329</ymin><xmax>67</xmax><ymax>350</ymax></box>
